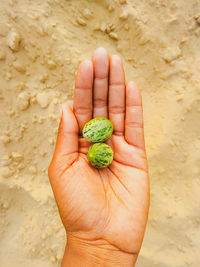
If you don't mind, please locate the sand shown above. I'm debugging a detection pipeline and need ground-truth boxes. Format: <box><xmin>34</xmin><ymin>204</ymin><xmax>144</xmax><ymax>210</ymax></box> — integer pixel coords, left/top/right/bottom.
<box><xmin>0</xmin><ymin>0</ymin><xmax>200</xmax><ymax>266</ymax></box>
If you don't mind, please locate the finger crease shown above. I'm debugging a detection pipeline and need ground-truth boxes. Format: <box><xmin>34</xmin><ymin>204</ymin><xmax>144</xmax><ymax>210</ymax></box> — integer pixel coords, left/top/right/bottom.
<box><xmin>75</xmin><ymin>86</ymin><xmax>92</xmax><ymax>91</ymax></box>
<box><xmin>110</xmin><ymin>83</ymin><xmax>125</xmax><ymax>87</ymax></box>
<box><xmin>113</xmin><ymin>131</ymin><xmax>124</xmax><ymax>136</ymax></box>
<box><xmin>58</xmin><ymin>128</ymin><xmax>78</xmax><ymax>136</ymax></box>
<box><xmin>95</xmin><ymin>76</ymin><xmax>108</xmax><ymax>81</ymax></box>
<box><xmin>94</xmin><ymin>99</ymin><xmax>107</xmax><ymax>108</ymax></box>
<box><xmin>75</xmin><ymin>107</ymin><xmax>92</xmax><ymax>114</ymax></box>
<box><xmin>126</xmin><ymin>104</ymin><xmax>142</xmax><ymax>108</ymax></box>
<box><xmin>109</xmin><ymin>107</ymin><xmax>125</xmax><ymax>114</ymax></box>
<box><xmin>126</xmin><ymin>121</ymin><xmax>143</xmax><ymax>128</ymax></box>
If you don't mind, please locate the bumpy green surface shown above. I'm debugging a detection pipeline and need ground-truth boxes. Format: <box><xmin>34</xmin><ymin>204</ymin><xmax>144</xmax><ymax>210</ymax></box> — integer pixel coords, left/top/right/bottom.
<box><xmin>87</xmin><ymin>143</ymin><xmax>114</xmax><ymax>168</ymax></box>
<box><xmin>83</xmin><ymin>117</ymin><xmax>113</xmax><ymax>143</ymax></box>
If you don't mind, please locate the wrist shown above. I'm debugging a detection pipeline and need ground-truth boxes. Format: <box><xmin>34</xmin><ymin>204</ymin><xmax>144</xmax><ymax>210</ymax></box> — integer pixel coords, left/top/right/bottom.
<box><xmin>62</xmin><ymin>233</ymin><xmax>137</xmax><ymax>267</ymax></box>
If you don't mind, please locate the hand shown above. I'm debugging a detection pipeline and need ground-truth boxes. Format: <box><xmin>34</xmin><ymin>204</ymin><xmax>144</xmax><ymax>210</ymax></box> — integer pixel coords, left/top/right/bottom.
<box><xmin>48</xmin><ymin>48</ymin><xmax>149</xmax><ymax>267</ymax></box>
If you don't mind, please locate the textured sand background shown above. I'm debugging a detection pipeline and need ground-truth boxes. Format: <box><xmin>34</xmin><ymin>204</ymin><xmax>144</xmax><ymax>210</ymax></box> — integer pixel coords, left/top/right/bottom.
<box><xmin>0</xmin><ymin>0</ymin><xmax>200</xmax><ymax>266</ymax></box>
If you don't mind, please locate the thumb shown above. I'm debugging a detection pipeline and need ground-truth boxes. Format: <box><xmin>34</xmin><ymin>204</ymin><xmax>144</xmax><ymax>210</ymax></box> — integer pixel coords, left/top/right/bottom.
<box><xmin>49</xmin><ymin>104</ymin><xmax>79</xmax><ymax>178</ymax></box>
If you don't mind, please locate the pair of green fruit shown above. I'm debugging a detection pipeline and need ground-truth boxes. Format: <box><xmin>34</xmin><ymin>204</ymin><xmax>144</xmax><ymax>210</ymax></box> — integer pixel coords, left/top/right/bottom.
<box><xmin>83</xmin><ymin>117</ymin><xmax>114</xmax><ymax>168</ymax></box>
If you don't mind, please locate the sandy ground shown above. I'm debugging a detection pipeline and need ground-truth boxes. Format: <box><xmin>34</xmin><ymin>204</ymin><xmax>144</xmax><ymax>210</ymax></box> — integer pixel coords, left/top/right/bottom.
<box><xmin>0</xmin><ymin>0</ymin><xmax>200</xmax><ymax>266</ymax></box>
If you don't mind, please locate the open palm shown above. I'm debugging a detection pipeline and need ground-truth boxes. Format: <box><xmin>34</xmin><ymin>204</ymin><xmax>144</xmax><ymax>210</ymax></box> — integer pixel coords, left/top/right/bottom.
<box><xmin>48</xmin><ymin>48</ymin><xmax>149</xmax><ymax>261</ymax></box>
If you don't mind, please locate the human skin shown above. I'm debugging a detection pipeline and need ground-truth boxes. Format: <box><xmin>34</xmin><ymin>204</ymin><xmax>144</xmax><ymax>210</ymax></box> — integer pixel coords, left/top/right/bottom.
<box><xmin>48</xmin><ymin>47</ymin><xmax>150</xmax><ymax>267</ymax></box>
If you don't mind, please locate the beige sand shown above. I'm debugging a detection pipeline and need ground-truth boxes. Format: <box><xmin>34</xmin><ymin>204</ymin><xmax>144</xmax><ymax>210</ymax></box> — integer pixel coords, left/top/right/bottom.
<box><xmin>0</xmin><ymin>0</ymin><xmax>200</xmax><ymax>266</ymax></box>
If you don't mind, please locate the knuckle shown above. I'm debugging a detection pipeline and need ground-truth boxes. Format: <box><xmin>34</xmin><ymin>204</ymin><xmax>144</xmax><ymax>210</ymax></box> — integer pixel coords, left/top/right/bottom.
<box><xmin>93</xmin><ymin>98</ymin><xmax>107</xmax><ymax>108</ymax></box>
<box><xmin>126</xmin><ymin>120</ymin><xmax>143</xmax><ymax>128</ymax></box>
<box><xmin>95</xmin><ymin>76</ymin><xmax>108</xmax><ymax>81</ymax></box>
<box><xmin>75</xmin><ymin>106</ymin><xmax>92</xmax><ymax>115</ymax></box>
<box><xmin>110</xmin><ymin>105</ymin><xmax>125</xmax><ymax>114</ymax></box>
<box><xmin>110</xmin><ymin>83</ymin><xmax>124</xmax><ymax>88</ymax></box>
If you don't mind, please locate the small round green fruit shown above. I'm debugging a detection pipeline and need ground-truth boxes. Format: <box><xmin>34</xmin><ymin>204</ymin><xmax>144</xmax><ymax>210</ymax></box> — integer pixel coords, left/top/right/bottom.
<box><xmin>83</xmin><ymin>117</ymin><xmax>113</xmax><ymax>143</ymax></box>
<box><xmin>87</xmin><ymin>143</ymin><xmax>114</xmax><ymax>168</ymax></box>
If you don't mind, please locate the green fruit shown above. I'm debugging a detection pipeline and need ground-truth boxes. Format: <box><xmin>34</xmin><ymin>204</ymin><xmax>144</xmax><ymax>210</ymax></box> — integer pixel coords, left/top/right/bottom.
<box><xmin>83</xmin><ymin>117</ymin><xmax>113</xmax><ymax>143</ymax></box>
<box><xmin>87</xmin><ymin>143</ymin><xmax>114</xmax><ymax>168</ymax></box>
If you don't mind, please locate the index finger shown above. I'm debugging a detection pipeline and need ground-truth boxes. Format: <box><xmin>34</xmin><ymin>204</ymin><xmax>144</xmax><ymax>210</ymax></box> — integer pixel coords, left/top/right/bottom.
<box><xmin>125</xmin><ymin>81</ymin><xmax>145</xmax><ymax>150</ymax></box>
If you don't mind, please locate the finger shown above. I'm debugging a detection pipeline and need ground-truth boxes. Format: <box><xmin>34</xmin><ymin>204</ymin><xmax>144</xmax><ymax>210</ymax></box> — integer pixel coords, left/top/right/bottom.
<box><xmin>125</xmin><ymin>81</ymin><xmax>145</xmax><ymax>150</ymax></box>
<box><xmin>92</xmin><ymin>47</ymin><xmax>109</xmax><ymax>118</ymax></box>
<box><xmin>49</xmin><ymin>104</ymin><xmax>79</xmax><ymax>175</ymax></box>
<box><xmin>73</xmin><ymin>60</ymin><xmax>93</xmax><ymax>133</ymax></box>
<box><xmin>109</xmin><ymin>55</ymin><xmax>125</xmax><ymax>136</ymax></box>
<box><xmin>107</xmin><ymin>135</ymin><xmax>147</xmax><ymax>171</ymax></box>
